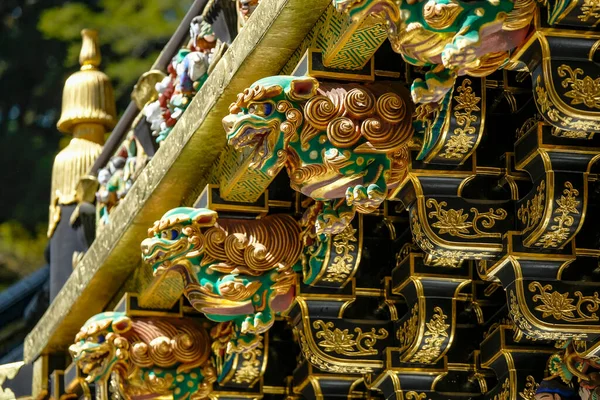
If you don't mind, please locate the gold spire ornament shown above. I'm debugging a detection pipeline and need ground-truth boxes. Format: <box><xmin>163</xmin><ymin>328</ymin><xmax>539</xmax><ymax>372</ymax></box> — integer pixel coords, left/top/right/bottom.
<box><xmin>48</xmin><ymin>29</ymin><xmax>117</xmax><ymax>237</ymax></box>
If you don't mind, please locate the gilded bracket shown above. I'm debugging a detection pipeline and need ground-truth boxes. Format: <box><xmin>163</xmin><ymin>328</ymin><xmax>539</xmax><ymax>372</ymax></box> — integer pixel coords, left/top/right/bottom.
<box><xmin>289</xmin><ymin>294</ymin><xmax>391</xmax><ymax>374</ymax></box>
<box><xmin>511</xmin><ymin>29</ymin><xmax>600</xmax><ymax>133</ymax></box>
<box><xmin>514</xmin><ymin>121</ymin><xmax>598</xmax><ymax>249</ymax></box>
<box><xmin>415</xmin><ymin>77</ymin><xmax>486</xmax><ymax>165</ymax></box>
<box><xmin>392</xmin><ymin>251</ymin><xmax>471</xmax><ymax>365</ymax></box>
<box><xmin>480</xmin><ymin>324</ymin><xmax>554</xmax><ymax>400</ymax></box>
<box><xmin>394</xmin><ymin>174</ymin><xmax>512</xmax><ymax>268</ymax></box>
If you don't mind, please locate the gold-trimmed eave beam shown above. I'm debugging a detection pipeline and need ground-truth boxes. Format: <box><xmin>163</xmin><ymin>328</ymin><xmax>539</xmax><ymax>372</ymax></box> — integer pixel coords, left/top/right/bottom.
<box><xmin>24</xmin><ymin>0</ymin><xmax>332</xmax><ymax>363</ymax></box>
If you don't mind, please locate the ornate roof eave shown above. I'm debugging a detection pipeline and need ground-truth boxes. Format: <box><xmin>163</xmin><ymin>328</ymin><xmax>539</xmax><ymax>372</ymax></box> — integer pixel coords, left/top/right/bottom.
<box><xmin>24</xmin><ymin>0</ymin><xmax>332</xmax><ymax>364</ymax></box>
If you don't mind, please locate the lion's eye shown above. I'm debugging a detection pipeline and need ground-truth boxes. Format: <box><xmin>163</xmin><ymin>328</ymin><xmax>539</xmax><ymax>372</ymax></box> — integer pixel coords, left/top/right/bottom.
<box><xmin>98</xmin><ymin>335</ymin><xmax>105</xmax><ymax>343</ymax></box>
<box><xmin>263</xmin><ymin>103</ymin><xmax>272</xmax><ymax>116</ymax></box>
<box><xmin>170</xmin><ymin>229</ymin><xmax>179</xmax><ymax>240</ymax></box>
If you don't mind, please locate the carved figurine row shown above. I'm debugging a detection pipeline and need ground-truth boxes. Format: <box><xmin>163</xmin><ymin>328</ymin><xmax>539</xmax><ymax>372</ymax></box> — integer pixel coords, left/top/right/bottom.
<box><xmin>143</xmin><ymin>17</ymin><xmax>227</xmax><ymax>144</ymax></box>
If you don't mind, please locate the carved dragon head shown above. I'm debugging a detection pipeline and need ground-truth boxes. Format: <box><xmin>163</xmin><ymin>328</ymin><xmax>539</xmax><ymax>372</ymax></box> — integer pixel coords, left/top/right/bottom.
<box><xmin>141</xmin><ymin>208</ymin><xmax>217</xmax><ymax>274</ymax></box>
<box><xmin>69</xmin><ymin>312</ymin><xmax>132</xmax><ymax>383</ymax></box>
<box><xmin>70</xmin><ymin>312</ymin><xmax>216</xmax><ymax>398</ymax></box>
<box><xmin>222</xmin><ymin>75</ymin><xmax>318</xmax><ymax>175</ymax></box>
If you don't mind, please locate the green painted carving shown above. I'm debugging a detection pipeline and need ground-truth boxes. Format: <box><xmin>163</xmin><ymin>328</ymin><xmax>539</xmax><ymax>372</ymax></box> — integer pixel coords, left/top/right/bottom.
<box><xmin>141</xmin><ymin>207</ymin><xmax>302</xmax><ymax>353</ymax></box>
<box><xmin>69</xmin><ymin>312</ymin><xmax>216</xmax><ymax>399</ymax></box>
<box><xmin>222</xmin><ymin>75</ymin><xmax>413</xmax><ymax>235</ymax></box>
<box><xmin>333</xmin><ymin>0</ymin><xmax>535</xmax><ymax>104</ymax></box>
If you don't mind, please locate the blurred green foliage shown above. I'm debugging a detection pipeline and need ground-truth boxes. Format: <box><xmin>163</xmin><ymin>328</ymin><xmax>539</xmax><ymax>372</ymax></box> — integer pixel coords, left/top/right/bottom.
<box><xmin>0</xmin><ymin>0</ymin><xmax>191</xmax><ymax>281</ymax></box>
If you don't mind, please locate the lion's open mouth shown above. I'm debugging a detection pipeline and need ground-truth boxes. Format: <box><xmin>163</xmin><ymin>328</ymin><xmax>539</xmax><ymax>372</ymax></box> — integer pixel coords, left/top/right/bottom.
<box><xmin>143</xmin><ymin>239</ymin><xmax>188</xmax><ymax>268</ymax></box>
<box><xmin>229</xmin><ymin>126</ymin><xmax>272</xmax><ymax>150</ymax></box>
<box><xmin>79</xmin><ymin>349</ymin><xmax>110</xmax><ymax>377</ymax></box>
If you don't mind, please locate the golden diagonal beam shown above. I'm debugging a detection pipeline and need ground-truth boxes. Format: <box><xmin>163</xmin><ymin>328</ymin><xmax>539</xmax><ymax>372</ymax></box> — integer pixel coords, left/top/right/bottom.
<box><xmin>24</xmin><ymin>0</ymin><xmax>332</xmax><ymax>364</ymax></box>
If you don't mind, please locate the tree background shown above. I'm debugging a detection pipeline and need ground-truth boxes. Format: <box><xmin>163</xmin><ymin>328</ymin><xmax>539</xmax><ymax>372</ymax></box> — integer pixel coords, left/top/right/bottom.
<box><xmin>0</xmin><ymin>0</ymin><xmax>192</xmax><ymax>288</ymax></box>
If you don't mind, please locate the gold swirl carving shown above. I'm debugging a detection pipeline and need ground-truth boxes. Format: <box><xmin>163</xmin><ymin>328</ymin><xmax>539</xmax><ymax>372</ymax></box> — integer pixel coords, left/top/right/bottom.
<box><xmin>558</xmin><ymin>65</ymin><xmax>600</xmax><ymax>110</ymax></box>
<box><xmin>309</xmin><ymin>83</ymin><xmax>412</xmax><ymax>153</ymax></box>
<box><xmin>529</xmin><ymin>282</ymin><xmax>600</xmax><ymax>322</ymax></box>
<box><xmin>277</xmin><ymin>100</ymin><xmax>303</xmax><ymax>143</ymax></box>
<box><xmin>345</xmin><ymin>87</ymin><xmax>376</xmax><ymax>119</ymax></box>
<box><xmin>519</xmin><ymin>376</ymin><xmax>539</xmax><ymax>400</ymax></box>
<box><xmin>423</xmin><ymin>0</ymin><xmax>464</xmax><ymax>30</ymax></box>
<box><xmin>202</xmin><ymin>214</ymin><xmax>302</xmax><ymax>276</ymax></box>
<box><xmin>409</xmin><ymin>307</ymin><xmax>449</xmax><ymax>364</ymax></box>
<box><xmin>232</xmin><ymin>341</ymin><xmax>263</xmax><ymax>384</ymax></box>
<box><xmin>296</xmin><ymin>329</ymin><xmax>374</xmax><ymax>374</ymax></box>
<box><xmin>313</xmin><ymin>320</ymin><xmax>388</xmax><ymax>356</ymax></box>
<box><xmin>406</xmin><ymin>392</ymin><xmax>427</xmax><ymax>400</ymax></box>
<box><xmin>328</xmin><ymin>117</ymin><xmax>361</xmax><ymax>148</ymax></box>
<box><xmin>579</xmin><ymin>0</ymin><xmax>600</xmax><ymax>23</ymax></box>
<box><xmin>397</xmin><ymin>303</ymin><xmax>418</xmax><ymax>351</ymax></box>
<box><xmin>440</xmin><ymin>79</ymin><xmax>480</xmax><ymax>160</ymax></box>
<box><xmin>534</xmin><ymin>181</ymin><xmax>579</xmax><ymax>248</ymax></box>
<box><xmin>426</xmin><ymin>199</ymin><xmax>507</xmax><ymax>239</ymax></box>
<box><xmin>518</xmin><ymin>180</ymin><xmax>545</xmax><ymax>235</ymax></box>
<box><xmin>323</xmin><ymin>225</ymin><xmax>358</xmax><ymax>283</ymax></box>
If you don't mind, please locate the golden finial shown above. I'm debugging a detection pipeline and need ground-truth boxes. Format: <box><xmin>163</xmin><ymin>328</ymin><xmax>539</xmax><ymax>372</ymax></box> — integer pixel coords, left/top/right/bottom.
<box><xmin>49</xmin><ymin>29</ymin><xmax>116</xmax><ymax>237</ymax></box>
<box><xmin>79</xmin><ymin>29</ymin><xmax>101</xmax><ymax>70</ymax></box>
<box><xmin>56</xmin><ymin>29</ymin><xmax>116</xmax><ymax>136</ymax></box>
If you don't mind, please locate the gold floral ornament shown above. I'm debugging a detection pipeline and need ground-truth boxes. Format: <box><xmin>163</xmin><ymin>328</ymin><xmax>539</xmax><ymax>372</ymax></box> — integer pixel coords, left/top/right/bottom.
<box><xmin>313</xmin><ymin>320</ymin><xmax>388</xmax><ymax>356</ymax></box>
<box><xmin>519</xmin><ymin>376</ymin><xmax>539</xmax><ymax>400</ymax></box>
<box><xmin>558</xmin><ymin>65</ymin><xmax>600</xmax><ymax>109</ymax></box>
<box><xmin>409</xmin><ymin>307</ymin><xmax>449</xmax><ymax>364</ymax></box>
<box><xmin>410</xmin><ymin>214</ymin><xmax>492</xmax><ymax>267</ymax></box>
<box><xmin>426</xmin><ymin>199</ymin><xmax>507</xmax><ymax>239</ymax></box>
<box><xmin>579</xmin><ymin>0</ymin><xmax>600</xmax><ymax>23</ymax></box>
<box><xmin>323</xmin><ymin>226</ymin><xmax>357</xmax><ymax>283</ymax></box>
<box><xmin>493</xmin><ymin>378</ymin><xmax>510</xmax><ymax>400</ymax></box>
<box><xmin>406</xmin><ymin>392</ymin><xmax>427</xmax><ymax>400</ymax></box>
<box><xmin>397</xmin><ymin>303</ymin><xmax>419</xmax><ymax>351</ymax></box>
<box><xmin>529</xmin><ymin>282</ymin><xmax>600</xmax><ymax>322</ymax></box>
<box><xmin>551</xmin><ymin>127</ymin><xmax>593</xmax><ymax>139</ymax></box>
<box><xmin>518</xmin><ymin>180</ymin><xmax>545</xmax><ymax>235</ymax></box>
<box><xmin>441</xmin><ymin>79</ymin><xmax>481</xmax><ymax>160</ymax></box>
<box><xmin>232</xmin><ymin>341</ymin><xmax>263</xmax><ymax>384</ymax></box>
<box><xmin>535</xmin><ymin>181</ymin><xmax>580</xmax><ymax>248</ymax></box>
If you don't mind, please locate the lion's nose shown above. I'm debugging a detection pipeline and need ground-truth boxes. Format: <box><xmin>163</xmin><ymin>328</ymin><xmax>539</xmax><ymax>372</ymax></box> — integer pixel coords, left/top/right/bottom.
<box><xmin>140</xmin><ymin>240</ymin><xmax>150</xmax><ymax>255</ymax></box>
<box><xmin>69</xmin><ymin>344</ymin><xmax>79</xmax><ymax>360</ymax></box>
<box><xmin>222</xmin><ymin>114</ymin><xmax>237</xmax><ymax>135</ymax></box>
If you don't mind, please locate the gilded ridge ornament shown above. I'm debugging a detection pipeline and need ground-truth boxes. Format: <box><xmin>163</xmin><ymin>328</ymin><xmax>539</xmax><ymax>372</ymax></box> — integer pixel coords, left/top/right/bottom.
<box><xmin>426</xmin><ymin>199</ymin><xmax>507</xmax><ymax>239</ymax></box>
<box><xmin>313</xmin><ymin>320</ymin><xmax>388</xmax><ymax>356</ymax></box>
<box><xmin>409</xmin><ymin>307</ymin><xmax>449</xmax><ymax>364</ymax></box>
<box><xmin>534</xmin><ymin>181</ymin><xmax>580</xmax><ymax>248</ymax></box>
<box><xmin>529</xmin><ymin>282</ymin><xmax>600</xmax><ymax>323</ymax></box>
